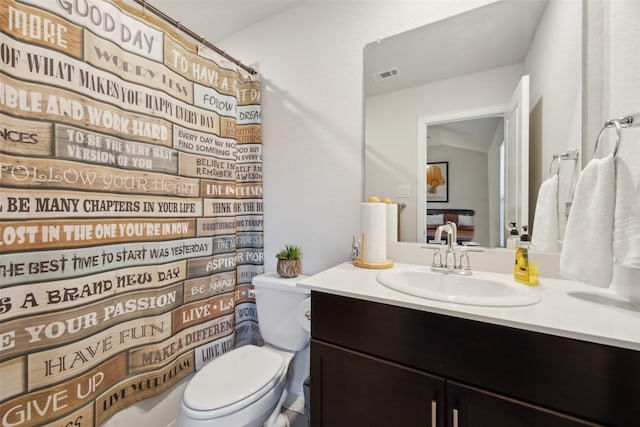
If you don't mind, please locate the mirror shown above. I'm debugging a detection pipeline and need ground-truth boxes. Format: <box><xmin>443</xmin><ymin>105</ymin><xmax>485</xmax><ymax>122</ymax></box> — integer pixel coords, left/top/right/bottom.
<box><xmin>364</xmin><ymin>0</ymin><xmax>583</xmax><ymax>248</ymax></box>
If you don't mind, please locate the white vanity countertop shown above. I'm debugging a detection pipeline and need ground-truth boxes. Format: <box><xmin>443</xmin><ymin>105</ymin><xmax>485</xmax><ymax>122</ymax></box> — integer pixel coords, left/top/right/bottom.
<box><xmin>297</xmin><ymin>262</ymin><xmax>640</xmax><ymax>352</ymax></box>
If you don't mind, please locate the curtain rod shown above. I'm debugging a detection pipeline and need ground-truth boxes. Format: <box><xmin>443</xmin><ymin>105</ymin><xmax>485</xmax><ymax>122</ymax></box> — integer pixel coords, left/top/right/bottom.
<box><xmin>131</xmin><ymin>0</ymin><xmax>257</xmax><ymax>75</ymax></box>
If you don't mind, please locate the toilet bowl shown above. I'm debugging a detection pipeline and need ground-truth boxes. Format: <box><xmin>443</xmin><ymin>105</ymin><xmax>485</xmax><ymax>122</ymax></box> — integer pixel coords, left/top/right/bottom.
<box><xmin>177</xmin><ymin>345</ymin><xmax>292</xmax><ymax>427</ymax></box>
<box><xmin>177</xmin><ymin>273</ymin><xmax>310</xmax><ymax>427</ymax></box>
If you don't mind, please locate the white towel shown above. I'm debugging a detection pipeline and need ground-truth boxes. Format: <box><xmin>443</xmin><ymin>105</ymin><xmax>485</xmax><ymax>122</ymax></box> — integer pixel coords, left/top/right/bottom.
<box><xmin>532</xmin><ymin>174</ymin><xmax>559</xmax><ymax>252</ymax></box>
<box><xmin>560</xmin><ymin>155</ymin><xmax>615</xmax><ymax>287</ymax></box>
<box><xmin>613</xmin><ymin>157</ymin><xmax>640</xmax><ymax>268</ymax></box>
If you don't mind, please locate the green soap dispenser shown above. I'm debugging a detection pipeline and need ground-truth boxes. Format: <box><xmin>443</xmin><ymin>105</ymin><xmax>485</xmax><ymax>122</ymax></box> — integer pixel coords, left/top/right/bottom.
<box><xmin>514</xmin><ymin>226</ymin><xmax>539</xmax><ymax>286</ymax></box>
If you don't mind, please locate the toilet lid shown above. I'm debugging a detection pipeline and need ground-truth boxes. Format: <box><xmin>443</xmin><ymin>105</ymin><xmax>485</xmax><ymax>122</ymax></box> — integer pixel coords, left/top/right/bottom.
<box><xmin>183</xmin><ymin>345</ymin><xmax>284</xmax><ymax>412</ymax></box>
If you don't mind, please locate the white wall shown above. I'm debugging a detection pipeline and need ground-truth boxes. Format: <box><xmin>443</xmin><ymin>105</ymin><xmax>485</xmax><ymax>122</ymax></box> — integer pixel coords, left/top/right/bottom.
<box><xmin>217</xmin><ymin>0</ymin><xmax>497</xmax><ymax>275</ymax></box>
<box><xmin>524</xmin><ymin>0</ymin><xmax>582</xmax><ymax>232</ymax></box>
<box><xmin>600</xmin><ymin>0</ymin><xmax>640</xmax><ymax>303</ymax></box>
<box><xmin>365</xmin><ymin>63</ymin><xmax>523</xmax><ymax>241</ymax></box>
<box><xmin>103</xmin><ymin>2</ymin><xmax>499</xmax><ymax>426</ymax></box>
<box><xmin>525</xmin><ymin>0</ymin><xmax>582</xmax><ymax>166</ymax></box>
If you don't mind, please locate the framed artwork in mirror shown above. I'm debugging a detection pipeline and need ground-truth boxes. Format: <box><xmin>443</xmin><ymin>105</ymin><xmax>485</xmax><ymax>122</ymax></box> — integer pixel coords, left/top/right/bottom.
<box><xmin>426</xmin><ymin>161</ymin><xmax>448</xmax><ymax>202</ymax></box>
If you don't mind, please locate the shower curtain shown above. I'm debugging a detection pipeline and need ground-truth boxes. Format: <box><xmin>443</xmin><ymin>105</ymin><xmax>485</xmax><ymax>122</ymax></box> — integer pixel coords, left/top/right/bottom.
<box><xmin>0</xmin><ymin>0</ymin><xmax>263</xmax><ymax>425</ymax></box>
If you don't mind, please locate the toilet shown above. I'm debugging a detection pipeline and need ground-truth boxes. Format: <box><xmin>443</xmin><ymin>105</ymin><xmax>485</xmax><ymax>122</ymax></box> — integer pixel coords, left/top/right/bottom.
<box><xmin>177</xmin><ymin>272</ymin><xmax>311</xmax><ymax>427</ymax></box>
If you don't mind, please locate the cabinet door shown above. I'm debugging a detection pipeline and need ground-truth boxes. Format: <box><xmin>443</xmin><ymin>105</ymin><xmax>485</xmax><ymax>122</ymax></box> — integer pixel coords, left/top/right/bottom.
<box><xmin>311</xmin><ymin>339</ymin><xmax>445</xmax><ymax>427</ymax></box>
<box><xmin>447</xmin><ymin>381</ymin><xmax>602</xmax><ymax>427</ymax></box>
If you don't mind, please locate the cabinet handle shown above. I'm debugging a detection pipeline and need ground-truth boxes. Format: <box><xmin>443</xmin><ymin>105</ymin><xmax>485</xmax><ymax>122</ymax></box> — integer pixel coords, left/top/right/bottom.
<box><xmin>453</xmin><ymin>408</ymin><xmax>459</xmax><ymax>427</ymax></box>
<box><xmin>431</xmin><ymin>400</ymin><xmax>436</xmax><ymax>427</ymax></box>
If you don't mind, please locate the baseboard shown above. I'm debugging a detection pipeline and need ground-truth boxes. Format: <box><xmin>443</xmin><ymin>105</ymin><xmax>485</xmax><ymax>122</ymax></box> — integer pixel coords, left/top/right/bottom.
<box><xmin>284</xmin><ymin>393</ymin><xmax>306</xmax><ymax>414</ymax></box>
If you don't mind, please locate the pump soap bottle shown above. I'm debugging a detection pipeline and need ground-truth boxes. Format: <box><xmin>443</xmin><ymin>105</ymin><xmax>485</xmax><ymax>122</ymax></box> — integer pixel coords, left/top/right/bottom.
<box><xmin>513</xmin><ymin>225</ymin><xmax>539</xmax><ymax>286</ymax></box>
<box><xmin>506</xmin><ymin>222</ymin><xmax>520</xmax><ymax>249</ymax></box>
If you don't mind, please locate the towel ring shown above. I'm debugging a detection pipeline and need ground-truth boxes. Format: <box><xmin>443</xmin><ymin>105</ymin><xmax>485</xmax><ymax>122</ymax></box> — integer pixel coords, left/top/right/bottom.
<box><xmin>592</xmin><ymin>114</ymin><xmax>638</xmax><ymax>159</ymax></box>
<box><xmin>593</xmin><ymin>119</ymin><xmax>622</xmax><ymax>159</ymax></box>
<box><xmin>548</xmin><ymin>155</ymin><xmax>560</xmax><ymax>176</ymax></box>
<box><xmin>548</xmin><ymin>150</ymin><xmax>578</xmax><ymax>177</ymax></box>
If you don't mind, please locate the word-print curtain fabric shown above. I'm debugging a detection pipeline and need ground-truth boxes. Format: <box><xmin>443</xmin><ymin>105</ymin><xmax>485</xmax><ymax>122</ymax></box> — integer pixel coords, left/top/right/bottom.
<box><xmin>0</xmin><ymin>0</ymin><xmax>264</xmax><ymax>425</ymax></box>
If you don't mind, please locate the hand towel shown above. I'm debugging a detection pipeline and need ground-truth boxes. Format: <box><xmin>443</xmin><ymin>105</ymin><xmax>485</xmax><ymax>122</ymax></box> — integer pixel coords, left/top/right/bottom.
<box><xmin>532</xmin><ymin>174</ymin><xmax>559</xmax><ymax>252</ymax></box>
<box><xmin>560</xmin><ymin>155</ymin><xmax>615</xmax><ymax>287</ymax></box>
<box><xmin>613</xmin><ymin>157</ymin><xmax>640</xmax><ymax>268</ymax></box>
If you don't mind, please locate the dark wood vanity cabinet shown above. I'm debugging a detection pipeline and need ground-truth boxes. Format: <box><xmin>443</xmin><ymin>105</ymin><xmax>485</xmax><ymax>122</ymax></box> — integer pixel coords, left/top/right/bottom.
<box><xmin>445</xmin><ymin>381</ymin><xmax>598</xmax><ymax>426</ymax></box>
<box><xmin>310</xmin><ymin>292</ymin><xmax>640</xmax><ymax>427</ymax></box>
<box><xmin>312</xmin><ymin>340</ymin><xmax>445</xmax><ymax>426</ymax></box>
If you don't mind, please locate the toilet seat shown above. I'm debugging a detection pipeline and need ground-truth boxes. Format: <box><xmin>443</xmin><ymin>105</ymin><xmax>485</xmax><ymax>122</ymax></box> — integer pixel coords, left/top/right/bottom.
<box><xmin>182</xmin><ymin>345</ymin><xmax>286</xmax><ymax>418</ymax></box>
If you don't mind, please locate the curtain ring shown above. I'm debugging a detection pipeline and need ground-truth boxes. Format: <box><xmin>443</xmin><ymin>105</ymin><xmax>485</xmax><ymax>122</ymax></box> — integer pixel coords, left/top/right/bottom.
<box><xmin>175</xmin><ymin>20</ymin><xmax>181</xmax><ymax>36</ymax></box>
<box><xmin>142</xmin><ymin>0</ymin><xmax>147</xmax><ymax>16</ymax></box>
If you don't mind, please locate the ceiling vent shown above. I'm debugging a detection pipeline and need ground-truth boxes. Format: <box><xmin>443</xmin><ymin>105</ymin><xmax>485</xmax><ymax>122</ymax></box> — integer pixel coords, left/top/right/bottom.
<box><xmin>372</xmin><ymin>67</ymin><xmax>399</xmax><ymax>82</ymax></box>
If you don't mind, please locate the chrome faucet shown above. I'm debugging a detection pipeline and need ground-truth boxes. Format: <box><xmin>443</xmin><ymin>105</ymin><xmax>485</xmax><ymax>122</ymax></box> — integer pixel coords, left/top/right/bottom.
<box><xmin>426</xmin><ymin>221</ymin><xmax>482</xmax><ymax>275</ymax></box>
<box><xmin>433</xmin><ymin>221</ymin><xmax>457</xmax><ymax>269</ymax></box>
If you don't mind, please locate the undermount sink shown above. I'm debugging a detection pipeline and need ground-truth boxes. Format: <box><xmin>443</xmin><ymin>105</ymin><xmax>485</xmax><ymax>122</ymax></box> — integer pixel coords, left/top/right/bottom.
<box><xmin>376</xmin><ymin>266</ymin><xmax>541</xmax><ymax>307</ymax></box>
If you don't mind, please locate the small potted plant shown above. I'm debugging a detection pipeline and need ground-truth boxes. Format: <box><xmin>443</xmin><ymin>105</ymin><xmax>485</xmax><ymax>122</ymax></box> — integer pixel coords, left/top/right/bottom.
<box><xmin>276</xmin><ymin>244</ymin><xmax>302</xmax><ymax>278</ymax></box>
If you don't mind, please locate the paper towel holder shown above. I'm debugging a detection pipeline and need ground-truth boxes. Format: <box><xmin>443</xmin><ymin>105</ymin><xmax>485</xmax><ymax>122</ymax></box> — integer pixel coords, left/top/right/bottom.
<box><xmin>353</xmin><ymin>232</ymin><xmax>394</xmax><ymax>269</ymax></box>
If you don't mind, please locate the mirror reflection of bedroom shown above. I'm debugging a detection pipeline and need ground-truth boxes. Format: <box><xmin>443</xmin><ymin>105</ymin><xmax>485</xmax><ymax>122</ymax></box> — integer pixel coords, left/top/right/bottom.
<box><xmin>425</xmin><ymin>116</ymin><xmax>504</xmax><ymax>247</ymax></box>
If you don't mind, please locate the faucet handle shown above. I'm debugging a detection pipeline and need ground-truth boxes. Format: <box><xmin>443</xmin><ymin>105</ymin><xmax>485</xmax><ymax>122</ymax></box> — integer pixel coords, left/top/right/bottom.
<box><xmin>461</xmin><ymin>242</ymin><xmax>483</xmax><ymax>252</ymax></box>
<box><xmin>458</xmin><ymin>242</ymin><xmax>484</xmax><ymax>271</ymax></box>
<box><xmin>421</xmin><ymin>245</ymin><xmax>444</xmax><ymax>267</ymax></box>
<box><xmin>458</xmin><ymin>251</ymin><xmax>471</xmax><ymax>270</ymax></box>
<box><xmin>428</xmin><ymin>239</ymin><xmax>446</xmax><ymax>245</ymax></box>
<box><xmin>432</xmin><ymin>250</ymin><xmax>443</xmax><ymax>267</ymax></box>
<box><xmin>458</xmin><ymin>245</ymin><xmax>482</xmax><ymax>271</ymax></box>
<box><xmin>459</xmin><ymin>247</ymin><xmax>483</xmax><ymax>253</ymax></box>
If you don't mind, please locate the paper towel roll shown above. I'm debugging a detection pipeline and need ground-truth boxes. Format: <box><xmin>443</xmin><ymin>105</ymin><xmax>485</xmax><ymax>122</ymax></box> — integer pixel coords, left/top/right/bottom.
<box><xmin>386</xmin><ymin>203</ymin><xmax>398</xmax><ymax>243</ymax></box>
<box><xmin>361</xmin><ymin>202</ymin><xmax>387</xmax><ymax>263</ymax></box>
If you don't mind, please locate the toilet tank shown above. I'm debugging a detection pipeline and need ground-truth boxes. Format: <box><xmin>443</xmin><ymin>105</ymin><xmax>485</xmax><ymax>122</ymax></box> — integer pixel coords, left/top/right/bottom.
<box><xmin>252</xmin><ymin>272</ymin><xmax>310</xmax><ymax>352</ymax></box>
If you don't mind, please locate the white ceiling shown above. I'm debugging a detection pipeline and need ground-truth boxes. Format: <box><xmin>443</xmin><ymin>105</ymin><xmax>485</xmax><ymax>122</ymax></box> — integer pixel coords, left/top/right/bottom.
<box><xmin>143</xmin><ymin>1</ymin><xmax>543</xmax><ymax>155</ymax></box>
<box><xmin>145</xmin><ymin>1</ymin><xmax>547</xmax><ymax>98</ymax></box>
<box><xmin>428</xmin><ymin>116</ymin><xmax>504</xmax><ymax>153</ymax></box>
<box><xmin>364</xmin><ymin>0</ymin><xmax>548</xmax><ymax>97</ymax></box>
<box><xmin>146</xmin><ymin>0</ymin><xmax>305</xmax><ymax>43</ymax></box>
